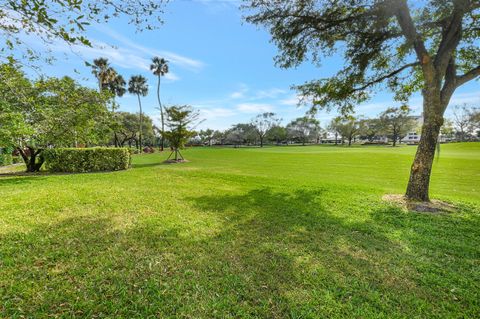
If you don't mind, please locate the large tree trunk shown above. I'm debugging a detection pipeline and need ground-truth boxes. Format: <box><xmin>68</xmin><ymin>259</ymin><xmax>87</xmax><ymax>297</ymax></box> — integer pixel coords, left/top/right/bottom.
<box><xmin>405</xmin><ymin>97</ymin><xmax>444</xmax><ymax>201</ymax></box>
<box><xmin>18</xmin><ymin>147</ymin><xmax>45</xmax><ymax>172</ymax></box>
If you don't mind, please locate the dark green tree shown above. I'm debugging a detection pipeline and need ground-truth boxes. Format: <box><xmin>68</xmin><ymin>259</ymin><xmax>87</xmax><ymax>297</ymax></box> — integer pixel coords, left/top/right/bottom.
<box><xmin>128</xmin><ymin>75</ymin><xmax>149</xmax><ymax>152</ymax></box>
<box><xmin>267</xmin><ymin>125</ymin><xmax>288</xmax><ymax>145</ymax></box>
<box><xmin>246</xmin><ymin>0</ymin><xmax>480</xmax><ymax>201</ymax></box>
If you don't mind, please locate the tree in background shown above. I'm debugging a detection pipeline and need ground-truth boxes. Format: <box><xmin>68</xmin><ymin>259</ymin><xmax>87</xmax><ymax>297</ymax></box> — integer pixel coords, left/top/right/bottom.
<box><xmin>440</xmin><ymin>119</ymin><xmax>455</xmax><ymax>141</ymax></box>
<box><xmin>212</xmin><ymin>130</ymin><xmax>227</xmax><ymax>145</ymax></box>
<box><xmin>199</xmin><ymin>129</ymin><xmax>215</xmax><ymax>146</ymax></box>
<box><xmin>287</xmin><ymin>117</ymin><xmax>320</xmax><ymax>146</ymax></box>
<box><xmin>150</xmin><ymin>57</ymin><xmax>169</xmax><ymax>151</ymax></box>
<box><xmin>0</xmin><ymin>1</ymin><xmax>167</xmax><ymax>66</ymax></box>
<box><xmin>115</xmin><ymin>112</ymin><xmax>155</xmax><ymax>148</ymax></box>
<box><xmin>330</xmin><ymin>116</ymin><xmax>363</xmax><ymax>147</ymax></box>
<box><xmin>379</xmin><ymin>106</ymin><xmax>416</xmax><ymax>146</ymax></box>
<box><xmin>453</xmin><ymin>105</ymin><xmax>475</xmax><ymax>141</ymax></box>
<box><xmin>246</xmin><ymin>0</ymin><xmax>480</xmax><ymax>201</ymax></box>
<box><xmin>128</xmin><ymin>75</ymin><xmax>149</xmax><ymax>152</ymax></box>
<box><xmin>359</xmin><ymin>118</ymin><xmax>383</xmax><ymax>143</ymax></box>
<box><xmin>328</xmin><ymin>117</ymin><xmax>343</xmax><ymax>145</ymax></box>
<box><xmin>163</xmin><ymin>105</ymin><xmax>201</xmax><ymax>161</ymax></box>
<box><xmin>251</xmin><ymin>112</ymin><xmax>281</xmax><ymax>147</ymax></box>
<box><xmin>267</xmin><ymin>125</ymin><xmax>288</xmax><ymax>145</ymax></box>
<box><xmin>90</xmin><ymin>58</ymin><xmax>115</xmax><ymax>92</ymax></box>
<box><xmin>0</xmin><ymin>64</ymin><xmax>110</xmax><ymax>172</ymax></box>
<box><xmin>470</xmin><ymin>108</ymin><xmax>480</xmax><ymax>131</ymax></box>
<box><xmin>225</xmin><ymin>124</ymin><xmax>257</xmax><ymax>147</ymax></box>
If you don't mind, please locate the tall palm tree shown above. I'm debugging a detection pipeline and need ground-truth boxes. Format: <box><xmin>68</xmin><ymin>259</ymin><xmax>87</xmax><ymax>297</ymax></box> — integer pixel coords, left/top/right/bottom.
<box><xmin>150</xmin><ymin>57</ymin><xmax>169</xmax><ymax>151</ymax></box>
<box><xmin>106</xmin><ymin>74</ymin><xmax>126</xmax><ymax>147</ymax></box>
<box><xmin>91</xmin><ymin>58</ymin><xmax>116</xmax><ymax>92</ymax></box>
<box><xmin>128</xmin><ymin>75</ymin><xmax>149</xmax><ymax>151</ymax></box>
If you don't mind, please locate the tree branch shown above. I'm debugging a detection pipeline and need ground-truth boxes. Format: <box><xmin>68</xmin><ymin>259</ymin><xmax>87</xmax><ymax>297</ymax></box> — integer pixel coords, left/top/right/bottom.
<box><xmin>434</xmin><ymin>0</ymin><xmax>468</xmax><ymax>74</ymax></box>
<box><xmin>393</xmin><ymin>0</ymin><xmax>430</xmax><ymax>66</ymax></box>
<box><xmin>456</xmin><ymin>65</ymin><xmax>480</xmax><ymax>87</ymax></box>
<box><xmin>352</xmin><ymin>62</ymin><xmax>419</xmax><ymax>92</ymax></box>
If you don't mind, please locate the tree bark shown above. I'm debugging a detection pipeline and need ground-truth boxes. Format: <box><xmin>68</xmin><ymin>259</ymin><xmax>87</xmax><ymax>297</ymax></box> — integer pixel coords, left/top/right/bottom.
<box><xmin>156</xmin><ymin>75</ymin><xmax>165</xmax><ymax>152</ymax></box>
<box><xmin>137</xmin><ymin>94</ymin><xmax>143</xmax><ymax>153</ymax></box>
<box><xmin>19</xmin><ymin>147</ymin><xmax>45</xmax><ymax>172</ymax></box>
<box><xmin>405</xmin><ymin>95</ymin><xmax>444</xmax><ymax>201</ymax></box>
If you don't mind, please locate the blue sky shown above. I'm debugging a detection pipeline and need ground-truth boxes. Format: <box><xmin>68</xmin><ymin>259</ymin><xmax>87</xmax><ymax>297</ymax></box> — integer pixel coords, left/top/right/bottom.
<box><xmin>25</xmin><ymin>0</ymin><xmax>480</xmax><ymax>130</ymax></box>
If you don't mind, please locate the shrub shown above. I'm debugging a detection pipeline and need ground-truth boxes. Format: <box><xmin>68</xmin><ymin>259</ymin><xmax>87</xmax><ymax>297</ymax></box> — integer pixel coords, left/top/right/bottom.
<box><xmin>12</xmin><ymin>156</ymin><xmax>23</xmax><ymax>164</ymax></box>
<box><xmin>43</xmin><ymin>148</ymin><xmax>131</xmax><ymax>173</ymax></box>
<box><xmin>0</xmin><ymin>154</ymin><xmax>13</xmax><ymax>166</ymax></box>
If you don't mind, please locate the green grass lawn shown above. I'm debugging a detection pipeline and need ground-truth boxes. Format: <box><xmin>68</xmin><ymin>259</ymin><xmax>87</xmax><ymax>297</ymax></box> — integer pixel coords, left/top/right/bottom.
<box><xmin>1</xmin><ymin>143</ymin><xmax>479</xmax><ymax>318</ymax></box>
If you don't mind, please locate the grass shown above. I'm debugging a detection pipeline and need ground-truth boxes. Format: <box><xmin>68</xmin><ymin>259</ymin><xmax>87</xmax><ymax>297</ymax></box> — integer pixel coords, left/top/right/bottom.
<box><xmin>0</xmin><ymin>143</ymin><xmax>479</xmax><ymax>318</ymax></box>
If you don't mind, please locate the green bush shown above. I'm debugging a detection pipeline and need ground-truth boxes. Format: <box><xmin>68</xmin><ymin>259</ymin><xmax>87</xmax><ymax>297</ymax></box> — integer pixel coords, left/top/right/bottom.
<box><xmin>43</xmin><ymin>148</ymin><xmax>131</xmax><ymax>173</ymax></box>
<box><xmin>12</xmin><ymin>156</ymin><xmax>23</xmax><ymax>164</ymax></box>
<box><xmin>0</xmin><ymin>154</ymin><xmax>13</xmax><ymax>166</ymax></box>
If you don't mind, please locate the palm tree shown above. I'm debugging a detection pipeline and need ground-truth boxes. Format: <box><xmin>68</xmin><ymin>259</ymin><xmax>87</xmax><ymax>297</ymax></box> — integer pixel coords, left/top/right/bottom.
<box><xmin>150</xmin><ymin>57</ymin><xmax>169</xmax><ymax>151</ymax></box>
<box><xmin>106</xmin><ymin>74</ymin><xmax>126</xmax><ymax>110</ymax></box>
<box><xmin>90</xmin><ymin>58</ymin><xmax>116</xmax><ymax>92</ymax></box>
<box><xmin>106</xmin><ymin>74</ymin><xmax>126</xmax><ymax>147</ymax></box>
<box><xmin>128</xmin><ymin>75</ymin><xmax>149</xmax><ymax>151</ymax></box>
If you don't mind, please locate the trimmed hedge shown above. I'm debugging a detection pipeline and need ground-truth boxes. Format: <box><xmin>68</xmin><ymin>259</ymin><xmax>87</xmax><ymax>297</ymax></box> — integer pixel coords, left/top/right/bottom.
<box><xmin>43</xmin><ymin>148</ymin><xmax>131</xmax><ymax>173</ymax></box>
<box><xmin>0</xmin><ymin>154</ymin><xmax>13</xmax><ymax>166</ymax></box>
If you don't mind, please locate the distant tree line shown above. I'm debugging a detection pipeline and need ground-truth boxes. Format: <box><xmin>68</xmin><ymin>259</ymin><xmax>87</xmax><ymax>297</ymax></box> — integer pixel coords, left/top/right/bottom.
<box><xmin>194</xmin><ymin>105</ymin><xmax>479</xmax><ymax>147</ymax></box>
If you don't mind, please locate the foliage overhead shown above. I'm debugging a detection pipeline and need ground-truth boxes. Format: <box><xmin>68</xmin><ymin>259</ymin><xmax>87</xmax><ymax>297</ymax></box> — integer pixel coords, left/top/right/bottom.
<box><xmin>0</xmin><ymin>0</ymin><xmax>168</xmax><ymax>65</ymax></box>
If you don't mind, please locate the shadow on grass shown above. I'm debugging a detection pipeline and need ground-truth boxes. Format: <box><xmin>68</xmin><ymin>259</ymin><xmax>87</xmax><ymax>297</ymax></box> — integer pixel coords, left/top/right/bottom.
<box><xmin>1</xmin><ymin>188</ymin><xmax>479</xmax><ymax>318</ymax></box>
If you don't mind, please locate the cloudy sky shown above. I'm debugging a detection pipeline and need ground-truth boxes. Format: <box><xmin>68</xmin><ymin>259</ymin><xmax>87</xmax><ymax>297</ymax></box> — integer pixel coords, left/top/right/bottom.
<box><xmin>19</xmin><ymin>0</ymin><xmax>480</xmax><ymax>130</ymax></box>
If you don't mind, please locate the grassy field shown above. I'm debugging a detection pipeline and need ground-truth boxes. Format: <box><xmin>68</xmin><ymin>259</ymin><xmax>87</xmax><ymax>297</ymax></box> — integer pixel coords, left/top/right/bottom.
<box><xmin>0</xmin><ymin>143</ymin><xmax>479</xmax><ymax>318</ymax></box>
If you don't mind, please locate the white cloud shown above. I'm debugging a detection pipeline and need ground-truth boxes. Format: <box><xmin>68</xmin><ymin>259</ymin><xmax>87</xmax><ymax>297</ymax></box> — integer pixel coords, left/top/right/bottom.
<box><xmin>229</xmin><ymin>83</ymin><xmax>249</xmax><ymax>99</ymax></box>
<box><xmin>200</xmin><ymin>107</ymin><xmax>238</xmax><ymax>119</ymax></box>
<box><xmin>98</xmin><ymin>26</ymin><xmax>205</xmax><ymax>72</ymax></box>
<box><xmin>255</xmin><ymin>88</ymin><xmax>287</xmax><ymax>99</ymax></box>
<box><xmin>236</xmin><ymin>103</ymin><xmax>274</xmax><ymax>113</ymax></box>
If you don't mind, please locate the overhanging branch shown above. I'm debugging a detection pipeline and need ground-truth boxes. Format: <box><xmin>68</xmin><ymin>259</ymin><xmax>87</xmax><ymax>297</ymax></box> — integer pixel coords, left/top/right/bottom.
<box><xmin>352</xmin><ymin>62</ymin><xmax>419</xmax><ymax>93</ymax></box>
<box><xmin>456</xmin><ymin>65</ymin><xmax>480</xmax><ymax>87</ymax></box>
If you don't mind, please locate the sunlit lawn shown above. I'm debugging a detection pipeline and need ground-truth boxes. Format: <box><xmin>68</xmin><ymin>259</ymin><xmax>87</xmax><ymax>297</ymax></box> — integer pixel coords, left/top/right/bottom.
<box><xmin>1</xmin><ymin>143</ymin><xmax>479</xmax><ymax>318</ymax></box>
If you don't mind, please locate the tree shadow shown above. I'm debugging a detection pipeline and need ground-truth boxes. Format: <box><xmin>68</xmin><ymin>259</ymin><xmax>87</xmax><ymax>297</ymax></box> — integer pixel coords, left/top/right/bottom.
<box><xmin>1</xmin><ymin>188</ymin><xmax>479</xmax><ymax>318</ymax></box>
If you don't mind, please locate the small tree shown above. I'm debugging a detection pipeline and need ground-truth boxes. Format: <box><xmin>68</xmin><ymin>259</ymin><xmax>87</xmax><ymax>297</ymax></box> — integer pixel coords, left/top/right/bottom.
<box><xmin>251</xmin><ymin>112</ymin><xmax>281</xmax><ymax>147</ymax></box>
<box><xmin>379</xmin><ymin>106</ymin><xmax>416</xmax><ymax>146</ymax></box>
<box><xmin>163</xmin><ymin>105</ymin><xmax>201</xmax><ymax>161</ymax></box>
<box><xmin>287</xmin><ymin>116</ymin><xmax>320</xmax><ymax>145</ymax></box>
